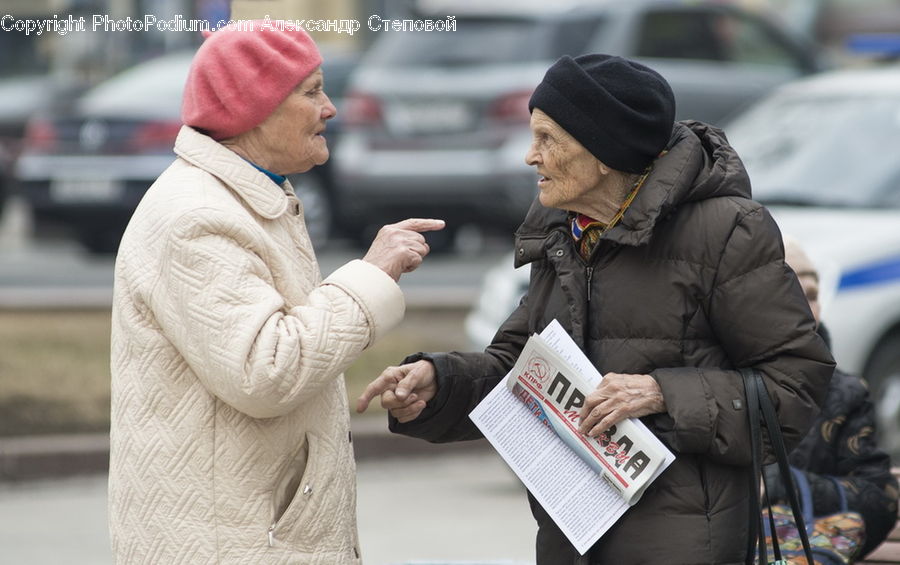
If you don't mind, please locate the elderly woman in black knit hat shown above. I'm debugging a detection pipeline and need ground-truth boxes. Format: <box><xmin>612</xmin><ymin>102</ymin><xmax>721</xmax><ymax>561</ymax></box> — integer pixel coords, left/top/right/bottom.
<box><xmin>358</xmin><ymin>54</ymin><xmax>835</xmax><ymax>563</ymax></box>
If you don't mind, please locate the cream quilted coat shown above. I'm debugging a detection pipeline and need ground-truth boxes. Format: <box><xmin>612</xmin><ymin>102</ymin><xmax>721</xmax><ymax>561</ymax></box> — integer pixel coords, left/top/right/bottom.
<box><xmin>109</xmin><ymin>126</ymin><xmax>404</xmax><ymax>564</ymax></box>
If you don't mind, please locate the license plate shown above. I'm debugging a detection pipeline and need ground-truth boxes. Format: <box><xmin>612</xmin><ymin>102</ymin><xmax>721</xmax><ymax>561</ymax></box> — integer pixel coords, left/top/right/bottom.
<box><xmin>50</xmin><ymin>178</ymin><xmax>123</xmax><ymax>203</ymax></box>
<box><xmin>386</xmin><ymin>101</ymin><xmax>474</xmax><ymax>134</ymax></box>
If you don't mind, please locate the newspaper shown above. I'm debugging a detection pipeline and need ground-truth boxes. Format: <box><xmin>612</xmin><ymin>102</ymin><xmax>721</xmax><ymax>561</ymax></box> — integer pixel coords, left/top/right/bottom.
<box><xmin>469</xmin><ymin>320</ymin><xmax>675</xmax><ymax>554</ymax></box>
<box><xmin>507</xmin><ymin>333</ymin><xmax>668</xmax><ymax>503</ymax></box>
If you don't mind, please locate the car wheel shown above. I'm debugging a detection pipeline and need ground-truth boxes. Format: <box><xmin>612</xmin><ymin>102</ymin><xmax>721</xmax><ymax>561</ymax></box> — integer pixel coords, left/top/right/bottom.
<box><xmin>77</xmin><ymin>226</ymin><xmax>122</xmax><ymax>255</ymax></box>
<box><xmin>291</xmin><ymin>173</ymin><xmax>332</xmax><ymax>247</ymax></box>
<box><xmin>424</xmin><ymin>224</ymin><xmax>457</xmax><ymax>254</ymax></box>
<box><xmin>864</xmin><ymin>330</ymin><xmax>900</xmax><ymax>456</ymax></box>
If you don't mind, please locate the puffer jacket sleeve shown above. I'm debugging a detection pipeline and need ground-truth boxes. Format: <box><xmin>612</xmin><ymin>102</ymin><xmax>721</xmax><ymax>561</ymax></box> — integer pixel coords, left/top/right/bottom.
<box><xmin>650</xmin><ymin>204</ymin><xmax>835</xmax><ymax>466</ymax></box>
<box><xmin>389</xmin><ymin>293</ymin><xmax>531</xmax><ymax>442</ymax></box>
<box><xmin>151</xmin><ymin>208</ymin><xmax>404</xmax><ymax>419</ymax></box>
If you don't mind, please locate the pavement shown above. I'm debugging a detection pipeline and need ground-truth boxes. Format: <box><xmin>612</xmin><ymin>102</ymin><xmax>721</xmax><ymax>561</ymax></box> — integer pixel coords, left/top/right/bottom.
<box><xmin>0</xmin><ymin>412</ymin><xmax>535</xmax><ymax>565</ymax></box>
<box><xmin>0</xmin><ymin>199</ymin><xmax>539</xmax><ymax>562</ymax></box>
<box><xmin>0</xmin><ymin>451</ymin><xmax>537</xmax><ymax>565</ymax></box>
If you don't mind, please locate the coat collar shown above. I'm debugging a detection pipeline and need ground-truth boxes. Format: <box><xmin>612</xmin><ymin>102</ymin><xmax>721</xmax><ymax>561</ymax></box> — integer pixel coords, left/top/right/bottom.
<box><xmin>173</xmin><ymin>126</ymin><xmax>291</xmax><ymax>219</ymax></box>
<box><xmin>514</xmin><ymin>121</ymin><xmax>750</xmax><ymax>267</ymax></box>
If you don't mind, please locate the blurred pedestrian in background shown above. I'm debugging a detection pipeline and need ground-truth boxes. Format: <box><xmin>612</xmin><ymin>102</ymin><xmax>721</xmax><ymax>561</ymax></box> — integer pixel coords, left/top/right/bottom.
<box><xmin>108</xmin><ymin>21</ymin><xmax>443</xmax><ymax>564</ymax></box>
<box><xmin>762</xmin><ymin>236</ymin><xmax>898</xmax><ymax>559</ymax></box>
<box><xmin>357</xmin><ymin>53</ymin><xmax>834</xmax><ymax>564</ymax></box>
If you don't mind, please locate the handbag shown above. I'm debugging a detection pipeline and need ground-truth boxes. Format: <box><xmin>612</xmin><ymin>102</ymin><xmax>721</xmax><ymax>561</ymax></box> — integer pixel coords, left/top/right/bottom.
<box><xmin>741</xmin><ymin>368</ymin><xmax>815</xmax><ymax>565</ymax></box>
<box><xmin>761</xmin><ymin>469</ymin><xmax>865</xmax><ymax>564</ymax></box>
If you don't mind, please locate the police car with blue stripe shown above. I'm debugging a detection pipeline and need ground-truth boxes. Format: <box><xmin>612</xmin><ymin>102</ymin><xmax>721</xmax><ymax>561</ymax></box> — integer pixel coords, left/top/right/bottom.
<box><xmin>726</xmin><ymin>63</ymin><xmax>900</xmax><ymax>453</ymax></box>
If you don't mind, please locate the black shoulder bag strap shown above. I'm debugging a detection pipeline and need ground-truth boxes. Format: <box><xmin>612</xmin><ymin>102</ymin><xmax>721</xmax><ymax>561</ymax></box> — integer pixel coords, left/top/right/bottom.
<box><xmin>741</xmin><ymin>368</ymin><xmax>815</xmax><ymax>565</ymax></box>
<box><xmin>744</xmin><ymin>367</ymin><xmax>766</xmax><ymax>563</ymax></box>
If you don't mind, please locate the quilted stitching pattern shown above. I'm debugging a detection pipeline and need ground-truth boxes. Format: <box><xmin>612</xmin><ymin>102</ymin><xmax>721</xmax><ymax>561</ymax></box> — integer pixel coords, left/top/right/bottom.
<box><xmin>109</xmin><ymin>127</ymin><xmax>402</xmax><ymax>564</ymax></box>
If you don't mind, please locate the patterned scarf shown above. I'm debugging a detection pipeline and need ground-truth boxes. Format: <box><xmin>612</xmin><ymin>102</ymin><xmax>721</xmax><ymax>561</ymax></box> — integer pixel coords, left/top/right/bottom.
<box><xmin>571</xmin><ymin>162</ymin><xmax>655</xmax><ymax>261</ymax></box>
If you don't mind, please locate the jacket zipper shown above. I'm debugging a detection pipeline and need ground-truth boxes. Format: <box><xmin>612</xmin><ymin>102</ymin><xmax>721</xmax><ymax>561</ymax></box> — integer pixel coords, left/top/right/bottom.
<box><xmin>585</xmin><ymin>266</ymin><xmax>594</xmax><ymax>303</ymax></box>
<box><xmin>268</xmin><ymin>522</ymin><xmax>276</xmax><ymax>547</ymax></box>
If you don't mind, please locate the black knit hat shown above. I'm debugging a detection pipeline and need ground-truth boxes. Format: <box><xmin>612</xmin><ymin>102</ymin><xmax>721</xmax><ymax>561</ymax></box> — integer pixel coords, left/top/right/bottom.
<box><xmin>528</xmin><ymin>54</ymin><xmax>676</xmax><ymax>173</ymax></box>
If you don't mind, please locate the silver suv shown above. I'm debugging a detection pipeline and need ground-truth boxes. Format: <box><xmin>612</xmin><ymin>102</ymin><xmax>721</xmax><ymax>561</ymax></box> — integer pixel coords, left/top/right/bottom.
<box><xmin>333</xmin><ymin>0</ymin><xmax>823</xmax><ymax>248</ymax></box>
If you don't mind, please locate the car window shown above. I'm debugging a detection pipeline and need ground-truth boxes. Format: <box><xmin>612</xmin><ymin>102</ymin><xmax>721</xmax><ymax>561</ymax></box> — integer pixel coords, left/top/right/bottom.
<box><xmin>364</xmin><ymin>18</ymin><xmax>545</xmax><ymax>66</ymax></box>
<box><xmin>726</xmin><ymin>94</ymin><xmax>900</xmax><ymax>207</ymax></box>
<box><xmin>321</xmin><ymin>56</ymin><xmax>357</xmax><ymax>101</ymax></box>
<box><xmin>0</xmin><ymin>27</ymin><xmax>51</xmax><ymax>77</ymax></box>
<box><xmin>827</xmin><ymin>0</ymin><xmax>899</xmax><ymax>8</ymax></box>
<box><xmin>879</xmin><ymin>170</ymin><xmax>900</xmax><ymax>207</ymax></box>
<box><xmin>724</xmin><ymin>14</ymin><xmax>804</xmax><ymax>68</ymax></box>
<box><xmin>636</xmin><ymin>11</ymin><xmax>727</xmax><ymax>61</ymax></box>
<box><xmin>545</xmin><ymin>17</ymin><xmax>608</xmax><ymax>58</ymax></box>
<box><xmin>77</xmin><ymin>53</ymin><xmax>193</xmax><ymax>118</ymax></box>
<box><xmin>635</xmin><ymin>10</ymin><xmax>801</xmax><ymax>69</ymax></box>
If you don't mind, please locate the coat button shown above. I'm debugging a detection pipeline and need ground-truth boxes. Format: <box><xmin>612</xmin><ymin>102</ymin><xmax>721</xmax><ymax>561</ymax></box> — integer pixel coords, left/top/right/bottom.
<box><xmin>518</xmin><ymin>248</ymin><xmax>524</xmax><ymax>256</ymax></box>
<box><xmin>302</xmin><ymin>484</ymin><xmax>313</xmax><ymax>495</ymax></box>
<box><xmin>291</xmin><ymin>201</ymin><xmax>301</xmax><ymax>216</ymax></box>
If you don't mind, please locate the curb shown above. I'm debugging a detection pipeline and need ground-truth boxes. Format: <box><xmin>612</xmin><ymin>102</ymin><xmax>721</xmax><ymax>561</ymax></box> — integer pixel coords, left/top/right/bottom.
<box><xmin>0</xmin><ymin>286</ymin><xmax>479</xmax><ymax>310</ymax></box>
<box><xmin>0</xmin><ymin>417</ymin><xmax>491</xmax><ymax>482</ymax></box>
<box><xmin>0</xmin><ymin>434</ymin><xmax>110</xmax><ymax>482</ymax></box>
<box><xmin>350</xmin><ymin>416</ymin><xmax>491</xmax><ymax>461</ymax></box>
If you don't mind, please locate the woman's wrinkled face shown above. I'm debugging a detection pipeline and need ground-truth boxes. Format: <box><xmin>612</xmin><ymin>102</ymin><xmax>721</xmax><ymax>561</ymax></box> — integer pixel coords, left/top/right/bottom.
<box><xmin>524</xmin><ymin>109</ymin><xmax>622</xmax><ymax>219</ymax></box>
<box><xmin>258</xmin><ymin>68</ymin><xmax>337</xmax><ymax>175</ymax></box>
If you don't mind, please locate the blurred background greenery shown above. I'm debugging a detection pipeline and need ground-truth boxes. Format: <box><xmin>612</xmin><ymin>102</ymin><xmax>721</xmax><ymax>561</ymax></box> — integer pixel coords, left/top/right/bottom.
<box><xmin>0</xmin><ymin>308</ymin><xmax>469</xmax><ymax>436</ymax></box>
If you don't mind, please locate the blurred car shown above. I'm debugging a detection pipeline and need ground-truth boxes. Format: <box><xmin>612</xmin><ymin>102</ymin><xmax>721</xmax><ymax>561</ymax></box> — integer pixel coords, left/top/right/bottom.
<box><xmin>811</xmin><ymin>0</ymin><xmax>900</xmax><ymax>54</ymax></box>
<box><xmin>726</xmin><ymin>64</ymin><xmax>900</xmax><ymax>450</ymax></box>
<box><xmin>0</xmin><ymin>21</ymin><xmax>97</xmax><ymax>232</ymax></box>
<box><xmin>333</xmin><ymin>0</ymin><xmax>824</xmax><ymax>249</ymax></box>
<box><xmin>14</xmin><ymin>49</ymin><xmax>357</xmax><ymax>254</ymax></box>
<box><xmin>766</xmin><ymin>0</ymin><xmax>900</xmax><ymax>62</ymax></box>
<box><xmin>0</xmin><ymin>72</ymin><xmax>57</xmax><ymax>222</ymax></box>
<box><xmin>467</xmin><ymin>63</ymin><xmax>900</xmax><ymax>453</ymax></box>
<box><xmin>0</xmin><ymin>141</ymin><xmax>11</xmax><ymax>219</ymax></box>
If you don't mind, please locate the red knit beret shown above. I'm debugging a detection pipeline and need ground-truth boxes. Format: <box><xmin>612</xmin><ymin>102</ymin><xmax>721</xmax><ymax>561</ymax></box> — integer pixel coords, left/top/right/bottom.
<box><xmin>181</xmin><ymin>20</ymin><xmax>322</xmax><ymax>140</ymax></box>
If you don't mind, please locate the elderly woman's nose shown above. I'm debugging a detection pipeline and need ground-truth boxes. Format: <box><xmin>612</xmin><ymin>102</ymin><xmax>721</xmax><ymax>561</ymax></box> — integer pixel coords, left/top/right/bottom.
<box><xmin>525</xmin><ymin>145</ymin><xmax>541</xmax><ymax>166</ymax></box>
<box><xmin>323</xmin><ymin>95</ymin><xmax>337</xmax><ymax>119</ymax></box>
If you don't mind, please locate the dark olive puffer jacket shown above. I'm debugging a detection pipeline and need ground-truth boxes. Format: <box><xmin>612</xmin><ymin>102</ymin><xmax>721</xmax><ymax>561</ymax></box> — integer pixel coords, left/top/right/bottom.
<box><xmin>391</xmin><ymin>121</ymin><xmax>835</xmax><ymax>564</ymax></box>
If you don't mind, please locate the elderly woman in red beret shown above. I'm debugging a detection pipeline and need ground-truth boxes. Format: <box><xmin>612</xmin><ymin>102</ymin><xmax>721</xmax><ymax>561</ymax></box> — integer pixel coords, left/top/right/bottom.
<box><xmin>108</xmin><ymin>21</ymin><xmax>442</xmax><ymax>564</ymax></box>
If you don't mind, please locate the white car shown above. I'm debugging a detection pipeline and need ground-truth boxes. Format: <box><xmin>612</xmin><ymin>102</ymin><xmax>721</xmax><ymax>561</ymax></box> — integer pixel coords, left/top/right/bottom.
<box><xmin>466</xmin><ymin>64</ymin><xmax>900</xmax><ymax>453</ymax></box>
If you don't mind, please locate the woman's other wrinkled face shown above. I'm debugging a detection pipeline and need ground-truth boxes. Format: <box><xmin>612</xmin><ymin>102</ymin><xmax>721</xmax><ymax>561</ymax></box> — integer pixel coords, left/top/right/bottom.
<box><xmin>256</xmin><ymin>68</ymin><xmax>337</xmax><ymax>175</ymax></box>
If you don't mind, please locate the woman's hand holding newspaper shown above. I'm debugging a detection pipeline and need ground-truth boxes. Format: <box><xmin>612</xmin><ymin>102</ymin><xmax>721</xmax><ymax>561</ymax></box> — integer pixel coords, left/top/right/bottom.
<box><xmin>578</xmin><ymin>373</ymin><xmax>667</xmax><ymax>438</ymax></box>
